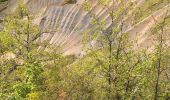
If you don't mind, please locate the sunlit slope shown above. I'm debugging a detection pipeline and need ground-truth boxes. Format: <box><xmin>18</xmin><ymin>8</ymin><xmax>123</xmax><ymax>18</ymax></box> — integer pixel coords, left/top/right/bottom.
<box><xmin>1</xmin><ymin>0</ymin><xmax>170</xmax><ymax>55</ymax></box>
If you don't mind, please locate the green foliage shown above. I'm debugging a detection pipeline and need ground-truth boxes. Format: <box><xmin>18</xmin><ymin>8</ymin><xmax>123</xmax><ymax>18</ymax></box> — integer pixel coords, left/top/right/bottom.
<box><xmin>0</xmin><ymin>0</ymin><xmax>8</xmax><ymax>3</ymax></box>
<box><xmin>13</xmin><ymin>82</ymin><xmax>33</xmax><ymax>99</ymax></box>
<box><xmin>0</xmin><ymin>2</ymin><xmax>48</xmax><ymax>99</ymax></box>
<box><xmin>0</xmin><ymin>0</ymin><xmax>170</xmax><ymax>100</ymax></box>
<box><xmin>64</xmin><ymin>0</ymin><xmax>77</xmax><ymax>4</ymax></box>
<box><xmin>82</xmin><ymin>1</ymin><xmax>92</xmax><ymax>11</ymax></box>
<box><xmin>11</xmin><ymin>58</ymin><xmax>44</xmax><ymax>99</ymax></box>
<box><xmin>98</xmin><ymin>0</ymin><xmax>111</xmax><ymax>6</ymax></box>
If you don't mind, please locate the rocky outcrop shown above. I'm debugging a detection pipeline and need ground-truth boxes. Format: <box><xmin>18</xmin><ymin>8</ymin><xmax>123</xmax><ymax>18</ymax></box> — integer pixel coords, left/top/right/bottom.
<box><xmin>1</xmin><ymin>0</ymin><xmax>170</xmax><ymax>55</ymax></box>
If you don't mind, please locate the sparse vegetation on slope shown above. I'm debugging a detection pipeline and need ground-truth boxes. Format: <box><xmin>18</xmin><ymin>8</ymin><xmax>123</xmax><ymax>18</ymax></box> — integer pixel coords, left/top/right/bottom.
<box><xmin>133</xmin><ymin>0</ymin><xmax>169</xmax><ymax>24</ymax></box>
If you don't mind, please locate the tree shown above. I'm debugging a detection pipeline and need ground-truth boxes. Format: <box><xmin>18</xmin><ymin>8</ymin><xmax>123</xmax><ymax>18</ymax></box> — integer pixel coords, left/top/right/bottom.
<box><xmin>0</xmin><ymin>0</ymin><xmax>169</xmax><ymax>99</ymax></box>
<box><xmin>66</xmin><ymin>0</ymin><xmax>170</xmax><ymax>99</ymax></box>
<box><xmin>151</xmin><ymin>9</ymin><xmax>170</xmax><ymax>100</ymax></box>
<box><xmin>0</xmin><ymin>2</ymin><xmax>50</xmax><ymax>99</ymax></box>
<box><xmin>68</xmin><ymin>0</ymin><xmax>147</xmax><ymax>99</ymax></box>
<box><xmin>0</xmin><ymin>2</ymin><xmax>77</xmax><ymax>99</ymax></box>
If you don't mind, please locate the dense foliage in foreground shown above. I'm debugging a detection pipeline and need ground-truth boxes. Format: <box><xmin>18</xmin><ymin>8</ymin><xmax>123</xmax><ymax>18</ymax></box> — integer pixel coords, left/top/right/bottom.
<box><xmin>0</xmin><ymin>0</ymin><xmax>170</xmax><ymax>100</ymax></box>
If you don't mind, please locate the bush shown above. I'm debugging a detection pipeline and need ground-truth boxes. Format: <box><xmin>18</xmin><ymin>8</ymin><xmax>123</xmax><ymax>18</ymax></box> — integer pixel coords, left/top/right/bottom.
<box><xmin>0</xmin><ymin>0</ymin><xmax>8</xmax><ymax>2</ymax></box>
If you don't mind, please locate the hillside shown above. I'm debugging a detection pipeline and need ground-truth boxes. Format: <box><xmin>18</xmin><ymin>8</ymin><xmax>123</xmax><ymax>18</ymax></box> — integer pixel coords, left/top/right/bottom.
<box><xmin>1</xmin><ymin>0</ymin><xmax>169</xmax><ymax>55</ymax></box>
<box><xmin>0</xmin><ymin>0</ymin><xmax>170</xmax><ymax>99</ymax></box>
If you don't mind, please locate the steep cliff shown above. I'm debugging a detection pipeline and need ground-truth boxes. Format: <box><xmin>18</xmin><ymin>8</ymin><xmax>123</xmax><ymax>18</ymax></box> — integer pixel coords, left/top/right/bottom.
<box><xmin>1</xmin><ymin>0</ymin><xmax>170</xmax><ymax>55</ymax></box>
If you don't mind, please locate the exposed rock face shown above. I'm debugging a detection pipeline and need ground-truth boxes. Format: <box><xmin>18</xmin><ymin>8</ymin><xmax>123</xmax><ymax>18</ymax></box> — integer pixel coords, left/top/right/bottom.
<box><xmin>1</xmin><ymin>0</ymin><xmax>170</xmax><ymax>55</ymax></box>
